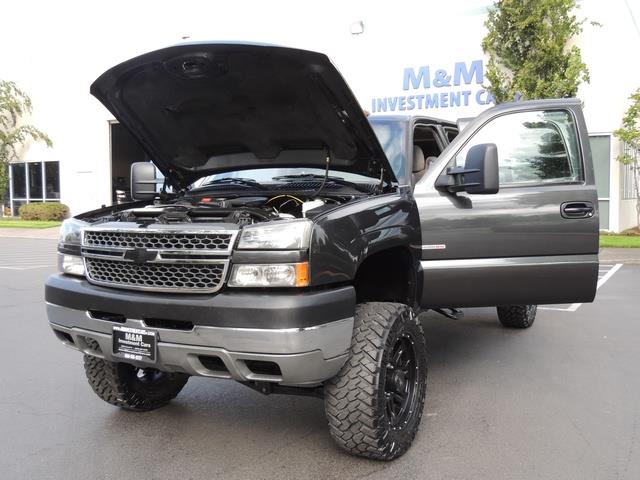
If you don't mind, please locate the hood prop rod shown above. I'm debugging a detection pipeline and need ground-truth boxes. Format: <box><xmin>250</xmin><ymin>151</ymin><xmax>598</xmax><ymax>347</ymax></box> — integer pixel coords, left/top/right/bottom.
<box><xmin>311</xmin><ymin>149</ymin><xmax>331</xmax><ymax>199</ymax></box>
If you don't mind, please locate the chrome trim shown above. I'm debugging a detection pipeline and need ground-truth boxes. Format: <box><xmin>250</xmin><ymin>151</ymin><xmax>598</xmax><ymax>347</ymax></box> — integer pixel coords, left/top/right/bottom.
<box><xmin>47</xmin><ymin>302</ymin><xmax>354</xmax><ymax>357</ymax></box>
<box><xmin>47</xmin><ymin>303</ymin><xmax>354</xmax><ymax>385</ymax></box>
<box><xmin>82</xmin><ymin>258</ymin><xmax>230</xmax><ymax>294</ymax></box>
<box><xmin>80</xmin><ymin>225</ymin><xmax>238</xmax><ymax>293</ymax></box>
<box><xmin>82</xmin><ymin>226</ymin><xmax>239</xmax><ymax>255</ymax></box>
<box><xmin>81</xmin><ymin>248</ymin><xmax>228</xmax><ymax>264</ymax></box>
<box><xmin>420</xmin><ymin>254</ymin><xmax>597</xmax><ymax>270</ymax></box>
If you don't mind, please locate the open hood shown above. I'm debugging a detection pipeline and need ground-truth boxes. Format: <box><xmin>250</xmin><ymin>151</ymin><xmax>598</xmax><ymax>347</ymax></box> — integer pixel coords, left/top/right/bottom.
<box><xmin>91</xmin><ymin>42</ymin><xmax>396</xmax><ymax>189</ymax></box>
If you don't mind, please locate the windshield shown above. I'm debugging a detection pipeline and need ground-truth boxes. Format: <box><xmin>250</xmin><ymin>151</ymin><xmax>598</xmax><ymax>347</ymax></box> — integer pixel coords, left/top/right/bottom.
<box><xmin>370</xmin><ymin>119</ymin><xmax>408</xmax><ymax>184</ymax></box>
<box><xmin>192</xmin><ymin>119</ymin><xmax>408</xmax><ymax>188</ymax></box>
<box><xmin>197</xmin><ymin>167</ymin><xmax>379</xmax><ymax>187</ymax></box>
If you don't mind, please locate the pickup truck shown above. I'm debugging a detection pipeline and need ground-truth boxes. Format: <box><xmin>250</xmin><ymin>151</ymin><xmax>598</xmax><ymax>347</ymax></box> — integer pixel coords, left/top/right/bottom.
<box><xmin>45</xmin><ymin>42</ymin><xmax>599</xmax><ymax>461</ymax></box>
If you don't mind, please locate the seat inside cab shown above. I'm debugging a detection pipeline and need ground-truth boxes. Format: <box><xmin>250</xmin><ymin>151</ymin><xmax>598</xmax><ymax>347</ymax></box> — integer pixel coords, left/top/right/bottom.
<box><xmin>412</xmin><ymin>125</ymin><xmax>443</xmax><ymax>186</ymax></box>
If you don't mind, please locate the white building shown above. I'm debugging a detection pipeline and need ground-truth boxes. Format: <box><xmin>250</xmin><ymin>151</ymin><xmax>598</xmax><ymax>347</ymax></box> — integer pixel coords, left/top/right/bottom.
<box><xmin>1</xmin><ymin>0</ymin><xmax>638</xmax><ymax>231</ymax></box>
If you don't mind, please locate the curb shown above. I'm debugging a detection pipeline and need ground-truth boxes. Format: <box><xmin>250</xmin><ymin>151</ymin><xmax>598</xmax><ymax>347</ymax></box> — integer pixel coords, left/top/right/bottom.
<box><xmin>599</xmin><ymin>248</ymin><xmax>640</xmax><ymax>265</ymax></box>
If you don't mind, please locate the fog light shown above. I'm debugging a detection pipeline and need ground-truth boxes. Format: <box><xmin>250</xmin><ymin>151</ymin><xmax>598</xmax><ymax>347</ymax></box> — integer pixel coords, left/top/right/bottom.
<box><xmin>58</xmin><ymin>253</ymin><xmax>85</xmax><ymax>277</ymax></box>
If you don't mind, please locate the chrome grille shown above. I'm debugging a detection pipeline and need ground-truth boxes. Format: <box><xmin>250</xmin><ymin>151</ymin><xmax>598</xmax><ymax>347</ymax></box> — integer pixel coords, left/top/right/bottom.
<box><xmin>85</xmin><ymin>258</ymin><xmax>227</xmax><ymax>292</ymax></box>
<box><xmin>83</xmin><ymin>231</ymin><xmax>232</xmax><ymax>251</ymax></box>
<box><xmin>81</xmin><ymin>227</ymin><xmax>236</xmax><ymax>293</ymax></box>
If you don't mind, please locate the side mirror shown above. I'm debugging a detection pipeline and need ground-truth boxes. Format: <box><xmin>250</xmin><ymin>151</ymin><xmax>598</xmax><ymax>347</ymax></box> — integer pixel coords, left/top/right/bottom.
<box><xmin>463</xmin><ymin>143</ymin><xmax>499</xmax><ymax>194</ymax></box>
<box><xmin>435</xmin><ymin>143</ymin><xmax>499</xmax><ymax>194</ymax></box>
<box><xmin>130</xmin><ymin>162</ymin><xmax>158</xmax><ymax>201</ymax></box>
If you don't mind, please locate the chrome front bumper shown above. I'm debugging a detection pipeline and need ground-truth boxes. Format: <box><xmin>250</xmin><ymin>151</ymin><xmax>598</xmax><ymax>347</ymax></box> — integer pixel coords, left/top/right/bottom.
<box><xmin>47</xmin><ymin>303</ymin><xmax>353</xmax><ymax>386</ymax></box>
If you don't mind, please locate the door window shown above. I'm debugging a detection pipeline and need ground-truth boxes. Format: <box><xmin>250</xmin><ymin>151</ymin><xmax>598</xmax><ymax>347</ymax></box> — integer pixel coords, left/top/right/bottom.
<box><xmin>453</xmin><ymin>110</ymin><xmax>583</xmax><ymax>186</ymax></box>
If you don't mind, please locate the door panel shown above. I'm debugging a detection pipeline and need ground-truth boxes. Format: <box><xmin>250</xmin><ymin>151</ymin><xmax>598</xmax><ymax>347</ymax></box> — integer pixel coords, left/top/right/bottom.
<box><xmin>414</xmin><ymin>99</ymin><xmax>599</xmax><ymax>308</ymax></box>
<box><xmin>420</xmin><ymin>255</ymin><xmax>597</xmax><ymax>307</ymax></box>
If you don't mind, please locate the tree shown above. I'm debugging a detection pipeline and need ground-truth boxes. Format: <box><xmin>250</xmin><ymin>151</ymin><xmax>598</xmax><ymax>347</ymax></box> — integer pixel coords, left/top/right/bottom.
<box><xmin>0</xmin><ymin>80</ymin><xmax>52</xmax><ymax>212</ymax></box>
<box><xmin>481</xmin><ymin>0</ymin><xmax>590</xmax><ymax>103</ymax></box>
<box><xmin>614</xmin><ymin>88</ymin><xmax>640</xmax><ymax>229</ymax></box>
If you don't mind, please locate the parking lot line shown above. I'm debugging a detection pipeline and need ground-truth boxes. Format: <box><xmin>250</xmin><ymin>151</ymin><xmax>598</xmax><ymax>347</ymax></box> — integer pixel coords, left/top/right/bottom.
<box><xmin>0</xmin><ymin>238</ymin><xmax>57</xmax><ymax>270</ymax></box>
<box><xmin>596</xmin><ymin>263</ymin><xmax>623</xmax><ymax>289</ymax></box>
<box><xmin>0</xmin><ymin>265</ymin><xmax>55</xmax><ymax>270</ymax></box>
<box><xmin>539</xmin><ymin>263</ymin><xmax>623</xmax><ymax>312</ymax></box>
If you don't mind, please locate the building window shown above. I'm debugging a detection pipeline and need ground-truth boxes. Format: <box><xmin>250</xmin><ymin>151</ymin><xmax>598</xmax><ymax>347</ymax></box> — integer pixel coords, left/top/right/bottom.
<box><xmin>29</xmin><ymin>162</ymin><xmax>43</xmax><ymax>198</ymax></box>
<box><xmin>11</xmin><ymin>164</ymin><xmax>27</xmax><ymax>198</ymax></box>
<box><xmin>621</xmin><ymin>142</ymin><xmax>639</xmax><ymax>200</ymax></box>
<box><xmin>589</xmin><ymin>135</ymin><xmax>611</xmax><ymax>230</ymax></box>
<box><xmin>7</xmin><ymin>160</ymin><xmax>60</xmax><ymax>216</ymax></box>
<box><xmin>45</xmin><ymin>161</ymin><xmax>60</xmax><ymax>199</ymax></box>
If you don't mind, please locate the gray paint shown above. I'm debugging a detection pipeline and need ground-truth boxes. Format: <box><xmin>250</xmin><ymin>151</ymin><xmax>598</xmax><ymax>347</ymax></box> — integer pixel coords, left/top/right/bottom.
<box><xmin>413</xmin><ymin>99</ymin><xmax>599</xmax><ymax>307</ymax></box>
<box><xmin>48</xmin><ymin>302</ymin><xmax>353</xmax><ymax>386</ymax></box>
<box><xmin>420</xmin><ymin>254</ymin><xmax>598</xmax><ymax>307</ymax></box>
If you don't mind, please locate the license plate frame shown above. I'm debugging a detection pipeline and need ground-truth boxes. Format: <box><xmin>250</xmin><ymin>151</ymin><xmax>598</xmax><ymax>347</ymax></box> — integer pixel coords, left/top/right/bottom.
<box><xmin>112</xmin><ymin>326</ymin><xmax>157</xmax><ymax>363</ymax></box>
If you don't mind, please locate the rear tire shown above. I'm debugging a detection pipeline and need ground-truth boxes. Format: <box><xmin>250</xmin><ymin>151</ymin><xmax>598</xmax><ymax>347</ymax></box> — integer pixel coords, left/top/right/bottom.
<box><xmin>324</xmin><ymin>302</ymin><xmax>427</xmax><ymax>461</ymax></box>
<box><xmin>497</xmin><ymin>304</ymin><xmax>537</xmax><ymax>329</ymax></box>
<box><xmin>83</xmin><ymin>355</ymin><xmax>189</xmax><ymax>411</ymax></box>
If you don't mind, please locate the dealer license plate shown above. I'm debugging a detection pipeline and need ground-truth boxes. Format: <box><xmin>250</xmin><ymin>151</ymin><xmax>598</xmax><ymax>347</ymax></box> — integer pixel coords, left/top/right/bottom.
<box><xmin>112</xmin><ymin>326</ymin><xmax>157</xmax><ymax>362</ymax></box>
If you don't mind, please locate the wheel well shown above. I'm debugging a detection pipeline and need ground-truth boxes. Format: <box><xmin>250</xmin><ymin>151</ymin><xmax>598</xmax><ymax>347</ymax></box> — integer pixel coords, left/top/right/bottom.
<box><xmin>354</xmin><ymin>247</ymin><xmax>416</xmax><ymax>306</ymax></box>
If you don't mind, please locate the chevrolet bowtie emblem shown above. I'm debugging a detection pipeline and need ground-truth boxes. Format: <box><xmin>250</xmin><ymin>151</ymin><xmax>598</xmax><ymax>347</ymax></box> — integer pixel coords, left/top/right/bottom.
<box><xmin>123</xmin><ymin>248</ymin><xmax>158</xmax><ymax>264</ymax></box>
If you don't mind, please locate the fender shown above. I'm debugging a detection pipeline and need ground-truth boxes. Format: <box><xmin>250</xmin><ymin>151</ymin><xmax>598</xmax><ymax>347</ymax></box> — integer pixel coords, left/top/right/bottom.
<box><xmin>309</xmin><ymin>192</ymin><xmax>422</xmax><ymax>287</ymax></box>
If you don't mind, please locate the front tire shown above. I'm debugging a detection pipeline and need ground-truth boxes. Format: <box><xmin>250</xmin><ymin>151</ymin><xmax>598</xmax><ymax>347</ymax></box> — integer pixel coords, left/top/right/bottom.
<box><xmin>83</xmin><ymin>355</ymin><xmax>189</xmax><ymax>411</ymax></box>
<box><xmin>324</xmin><ymin>302</ymin><xmax>427</xmax><ymax>461</ymax></box>
<box><xmin>497</xmin><ymin>304</ymin><xmax>537</xmax><ymax>329</ymax></box>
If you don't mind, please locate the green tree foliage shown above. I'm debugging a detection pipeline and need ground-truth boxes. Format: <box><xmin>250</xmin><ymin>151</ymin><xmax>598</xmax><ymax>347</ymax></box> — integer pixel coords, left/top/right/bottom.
<box><xmin>614</xmin><ymin>88</ymin><xmax>640</xmax><ymax>228</ymax></box>
<box><xmin>0</xmin><ymin>80</ymin><xmax>52</xmax><ymax>207</ymax></box>
<box><xmin>482</xmin><ymin>0</ymin><xmax>590</xmax><ymax>103</ymax></box>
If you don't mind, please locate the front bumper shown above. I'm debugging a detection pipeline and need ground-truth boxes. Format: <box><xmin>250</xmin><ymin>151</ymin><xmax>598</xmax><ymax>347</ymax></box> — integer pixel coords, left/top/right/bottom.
<box><xmin>45</xmin><ymin>275</ymin><xmax>355</xmax><ymax>386</ymax></box>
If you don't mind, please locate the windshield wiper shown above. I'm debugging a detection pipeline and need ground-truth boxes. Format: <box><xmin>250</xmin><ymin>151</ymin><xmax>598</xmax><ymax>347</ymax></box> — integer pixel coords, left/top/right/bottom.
<box><xmin>202</xmin><ymin>177</ymin><xmax>266</xmax><ymax>190</ymax></box>
<box><xmin>271</xmin><ymin>174</ymin><xmax>370</xmax><ymax>193</ymax></box>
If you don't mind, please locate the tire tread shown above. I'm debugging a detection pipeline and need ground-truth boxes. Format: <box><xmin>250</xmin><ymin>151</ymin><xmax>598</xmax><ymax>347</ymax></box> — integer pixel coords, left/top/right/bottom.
<box><xmin>83</xmin><ymin>355</ymin><xmax>188</xmax><ymax>411</ymax></box>
<box><xmin>497</xmin><ymin>304</ymin><xmax>537</xmax><ymax>329</ymax></box>
<box><xmin>324</xmin><ymin>302</ymin><xmax>427</xmax><ymax>460</ymax></box>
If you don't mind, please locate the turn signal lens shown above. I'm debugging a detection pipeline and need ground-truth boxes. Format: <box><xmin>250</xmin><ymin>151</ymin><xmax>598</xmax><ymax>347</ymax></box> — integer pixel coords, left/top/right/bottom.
<box><xmin>294</xmin><ymin>262</ymin><xmax>309</xmax><ymax>287</ymax></box>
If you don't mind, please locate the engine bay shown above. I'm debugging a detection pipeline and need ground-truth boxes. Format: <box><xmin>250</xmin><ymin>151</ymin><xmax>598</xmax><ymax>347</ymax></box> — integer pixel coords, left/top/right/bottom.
<box><xmin>84</xmin><ymin>193</ymin><xmax>354</xmax><ymax>226</ymax></box>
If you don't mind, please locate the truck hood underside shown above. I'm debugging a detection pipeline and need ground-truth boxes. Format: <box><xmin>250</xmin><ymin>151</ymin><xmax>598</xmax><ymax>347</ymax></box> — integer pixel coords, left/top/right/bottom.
<box><xmin>90</xmin><ymin>42</ymin><xmax>396</xmax><ymax>189</ymax></box>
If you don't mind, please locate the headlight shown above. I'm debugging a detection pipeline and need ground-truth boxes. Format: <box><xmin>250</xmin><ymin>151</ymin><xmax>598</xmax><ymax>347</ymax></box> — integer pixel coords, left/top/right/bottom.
<box><xmin>228</xmin><ymin>263</ymin><xmax>309</xmax><ymax>287</ymax></box>
<box><xmin>58</xmin><ymin>218</ymin><xmax>88</xmax><ymax>249</ymax></box>
<box><xmin>57</xmin><ymin>218</ymin><xmax>88</xmax><ymax>276</ymax></box>
<box><xmin>237</xmin><ymin>219</ymin><xmax>312</xmax><ymax>250</ymax></box>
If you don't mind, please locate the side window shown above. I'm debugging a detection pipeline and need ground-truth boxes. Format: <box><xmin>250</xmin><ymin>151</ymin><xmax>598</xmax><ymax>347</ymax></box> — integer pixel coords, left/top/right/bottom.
<box><xmin>453</xmin><ymin>110</ymin><xmax>583</xmax><ymax>186</ymax></box>
<box><xmin>444</xmin><ymin>127</ymin><xmax>459</xmax><ymax>143</ymax></box>
<box><xmin>414</xmin><ymin>125</ymin><xmax>443</xmax><ymax>159</ymax></box>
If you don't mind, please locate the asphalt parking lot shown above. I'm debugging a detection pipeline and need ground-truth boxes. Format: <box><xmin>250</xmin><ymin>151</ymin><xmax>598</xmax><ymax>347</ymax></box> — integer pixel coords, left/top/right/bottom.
<box><xmin>1</xmin><ymin>237</ymin><xmax>639</xmax><ymax>480</ymax></box>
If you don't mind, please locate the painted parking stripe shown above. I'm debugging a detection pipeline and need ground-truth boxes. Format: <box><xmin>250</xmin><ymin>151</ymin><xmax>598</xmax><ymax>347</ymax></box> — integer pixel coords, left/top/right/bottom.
<box><xmin>596</xmin><ymin>263</ymin><xmax>623</xmax><ymax>288</ymax></box>
<box><xmin>0</xmin><ymin>265</ymin><xmax>55</xmax><ymax>270</ymax></box>
<box><xmin>539</xmin><ymin>263</ymin><xmax>623</xmax><ymax>312</ymax></box>
<box><xmin>0</xmin><ymin>245</ymin><xmax>57</xmax><ymax>269</ymax></box>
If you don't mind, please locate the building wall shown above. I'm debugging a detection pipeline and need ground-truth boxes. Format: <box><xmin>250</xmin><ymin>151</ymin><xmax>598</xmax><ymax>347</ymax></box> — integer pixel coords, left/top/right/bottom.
<box><xmin>619</xmin><ymin>199</ymin><xmax>638</xmax><ymax>231</ymax></box>
<box><xmin>1</xmin><ymin>0</ymin><xmax>639</xmax><ymax>229</ymax></box>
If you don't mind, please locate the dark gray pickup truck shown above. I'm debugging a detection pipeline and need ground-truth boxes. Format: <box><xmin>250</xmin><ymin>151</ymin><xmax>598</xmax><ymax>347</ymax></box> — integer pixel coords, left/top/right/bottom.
<box><xmin>46</xmin><ymin>42</ymin><xmax>599</xmax><ymax>460</ymax></box>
